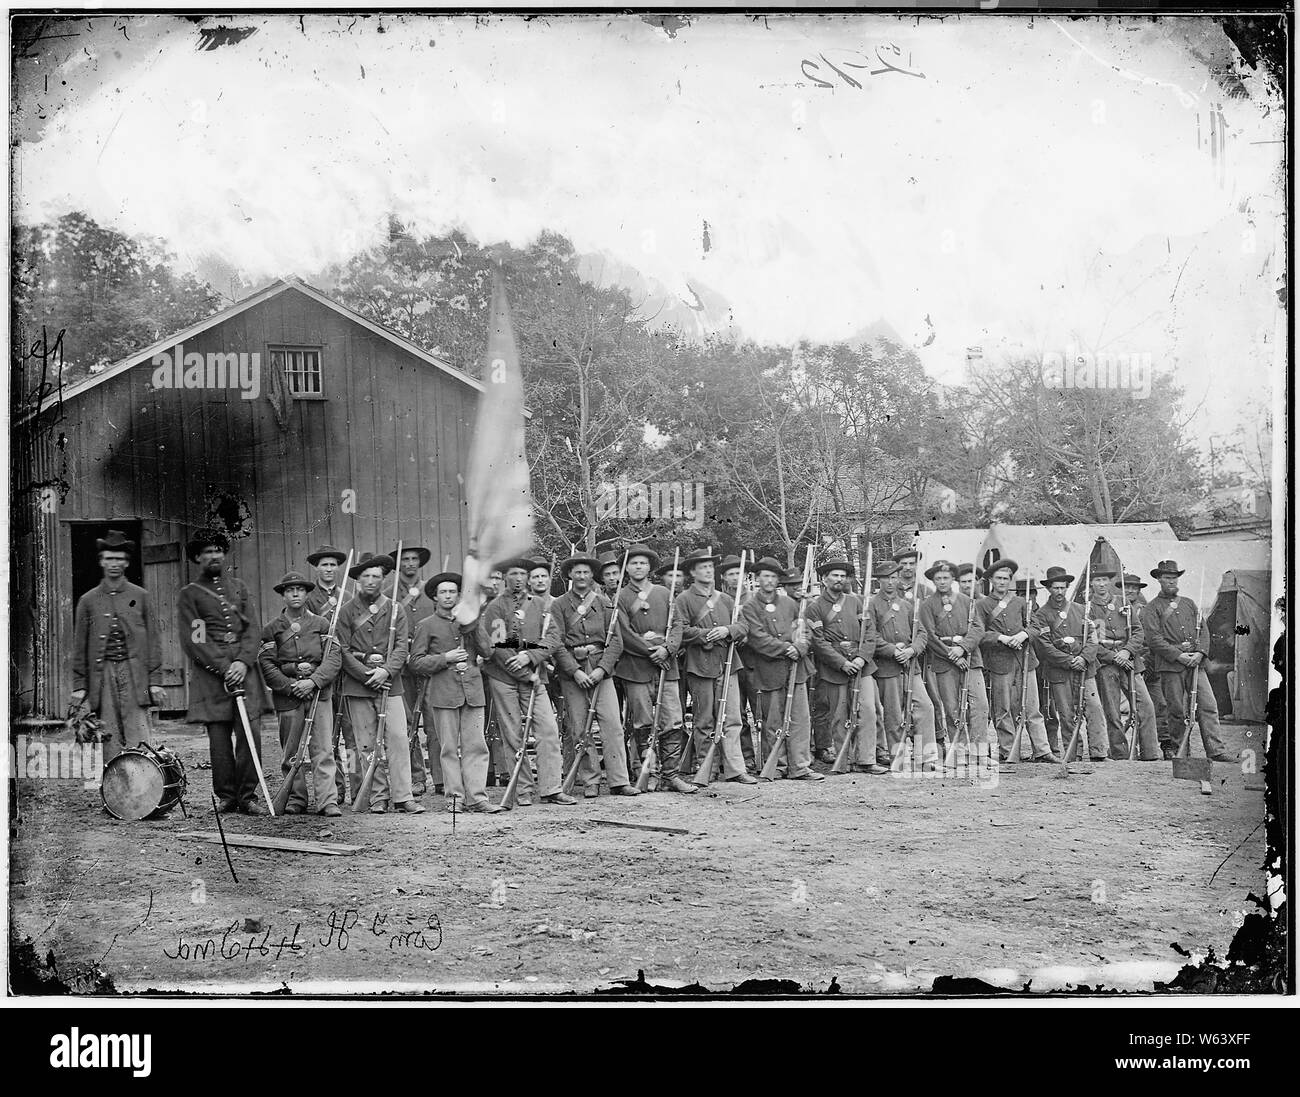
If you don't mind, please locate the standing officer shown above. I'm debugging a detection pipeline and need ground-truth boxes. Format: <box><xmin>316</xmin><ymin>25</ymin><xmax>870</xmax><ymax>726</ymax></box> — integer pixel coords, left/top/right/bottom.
<box><xmin>1121</xmin><ymin>573</ymin><xmax>1172</xmax><ymax>756</ymax></box>
<box><xmin>918</xmin><ymin>560</ymin><xmax>990</xmax><ymax>758</ymax></box>
<box><xmin>258</xmin><ymin>572</ymin><xmax>342</xmax><ymax>815</ymax></box>
<box><xmin>677</xmin><ymin>547</ymin><xmax>756</xmax><ymax>784</ymax></box>
<box><xmin>617</xmin><ymin>544</ymin><xmax>693</xmax><ymax>793</ymax></box>
<box><xmin>71</xmin><ymin>530</ymin><xmax>166</xmax><ymax>769</ymax></box>
<box><xmin>1031</xmin><ymin>566</ymin><xmax>1104</xmax><ymax>762</ymax></box>
<box><xmin>394</xmin><ymin>545</ymin><xmax>437</xmax><ymax>797</ymax></box>
<box><xmin>408</xmin><ymin>571</ymin><xmax>501</xmax><ymax>813</ymax></box>
<box><xmin>808</xmin><ymin>557</ymin><xmax>885</xmax><ymax>774</ymax></box>
<box><xmin>1140</xmin><ymin>560</ymin><xmax>1233</xmax><ymax>761</ymax></box>
<box><xmin>336</xmin><ymin>552</ymin><xmax>424</xmax><ymax>814</ymax></box>
<box><xmin>478</xmin><ymin>557</ymin><xmax>575</xmax><ymax>806</ymax></box>
<box><xmin>1089</xmin><ymin>568</ymin><xmax>1160</xmax><ymax>760</ymax></box>
<box><xmin>977</xmin><ymin>560</ymin><xmax>1058</xmax><ymax>763</ymax></box>
<box><xmin>177</xmin><ymin>530</ymin><xmax>266</xmax><ymax>814</ymax></box>
<box><xmin>551</xmin><ymin>553</ymin><xmax>638</xmax><ymax>798</ymax></box>
<box><xmin>741</xmin><ymin>557</ymin><xmax>822</xmax><ymax>781</ymax></box>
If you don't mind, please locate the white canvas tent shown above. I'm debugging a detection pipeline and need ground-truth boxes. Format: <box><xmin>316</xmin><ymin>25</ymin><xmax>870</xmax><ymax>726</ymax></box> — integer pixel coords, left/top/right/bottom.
<box><xmin>975</xmin><ymin>522</ymin><xmax>1177</xmax><ymax>586</ymax></box>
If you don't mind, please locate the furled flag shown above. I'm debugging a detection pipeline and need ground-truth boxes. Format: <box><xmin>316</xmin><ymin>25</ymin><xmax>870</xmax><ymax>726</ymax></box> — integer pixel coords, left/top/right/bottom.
<box><xmin>453</xmin><ymin>269</ymin><xmax>534</xmax><ymax>624</ymax></box>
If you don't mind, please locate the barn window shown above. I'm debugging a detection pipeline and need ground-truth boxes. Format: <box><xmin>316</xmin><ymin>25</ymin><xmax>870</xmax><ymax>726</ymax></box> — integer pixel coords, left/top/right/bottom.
<box><xmin>270</xmin><ymin>347</ymin><xmax>324</xmax><ymax>398</ymax></box>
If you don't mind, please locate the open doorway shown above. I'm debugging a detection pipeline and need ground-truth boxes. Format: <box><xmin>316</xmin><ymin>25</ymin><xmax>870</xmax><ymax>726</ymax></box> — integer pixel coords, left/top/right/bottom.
<box><xmin>69</xmin><ymin>521</ymin><xmax>145</xmax><ymax>604</ymax></box>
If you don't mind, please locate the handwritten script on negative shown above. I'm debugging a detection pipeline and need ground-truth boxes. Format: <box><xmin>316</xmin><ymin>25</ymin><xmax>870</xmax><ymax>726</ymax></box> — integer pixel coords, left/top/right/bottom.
<box><xmin>161</xmin><ymin>907</ymin><xmax>443</xmax><ymax>962</ymax></box>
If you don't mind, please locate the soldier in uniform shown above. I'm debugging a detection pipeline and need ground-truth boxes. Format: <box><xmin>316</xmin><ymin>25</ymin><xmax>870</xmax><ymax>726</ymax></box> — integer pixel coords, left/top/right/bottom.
<box><xmin>895</xmin><ymin>549</ymin><xmax>933</xmax><ymax>599</ymax></box>
<box><xmin>676</xmin><ymin>548</ymin><xmax>757</xmax><ymax>784</ymax></box>
<box><xmin>306</xmin><ymin>545</ymin><xmax>355</xmax><ymax>801</ymax></box>
<box><xmin>529</xmin><ymin>559</ymin><xmax>555</xmax><ymax>605</ymax></box>
<box><xmin>177</xmin><ymin>531</ymin><xmax>267</xmax><ymax>814</ymax></box>
<box><xmin>71</xmin><ymin>530</ymin><xmax>166</xmax><ymax>771</ymax></box>
<box><xmin>657</xmin><ymin>553</ymin><xmax>693</xmax><ymax>745</ymax></box>
<box><xmin>741</xmin><ymin>558</ymin><xmax>822</xmax><ymax>781</ymax></box>
<box><xmin>1088</xmin><ymin>568</ymin><xmax>1160</xmax><ymax>760</ymax></box>
<box><xmin>874</xmin><ymin>559</ymin><xmax>939</xmax><ymax>770</ymax></box>
<box><xmin>977</xmin><ymin>560</ymin><xmax>1058</xmax><ymax>763</ymax></box>
<box><xmin>617</xmin><ymin>544</ymin><xmax>694</xmax><ymax>793</ymax></box>
<box><xmin>597</xmin><ymin>552</ymin><xmax>624</xmax><ymax>602</ymax></box>
<box><xmin>408</xmin><ymin>571</ymin><xmax>502</xmax><ymax>813</ymax></box>
<box><xmin>808</xmin><ymin>558</ymin><xmax>886</xmax><ymax>774</ymax></box>
<box><xmin>257</xmin><ymin>572</ymin><xmax>342</xmax><ymax>815</ymax></box>
<box><xmin>478</xmin><ymin>557</ymin><xmax>575</xmax><ymax>806</ymax></box>
<box><xmin>1120</xmin><ymin>573</ymin><xmax>1171</xmax><ymax>756</ymax></box>
<box><xmin>393</xmin><ymin>545</ymin><xmax>438</xmax><ymax>797</ymax></box>
<box><xmin>956</xmin><ymin>562</ymin><xmax>977</xmax><ymax>599</ymax></box>
<box><xmin>552</xmin><ymin>554</ymin><xmax>639</xmax><ymax>798</ymax></box>
<box><xmin>720</xmin><ymin>553</ymin><xmax>760</xmax><ymax>773</ymax></box>
<box><xmin>336</xmin><ymin>552</ymin><xmax>424</xmax><ymax>814</ymax></box>
<box><xmin>1140</xmin><ymin>560</ymin><xmax>1233</xmax><ymax>761</ymax></box>
<box><xmin>918</xmin><ymin>560</ymin><xmax>991</xmax><ymax>758</ymax></box>
<box><xmin>1031</xmin><ymin>566</ymin><xmax>1105</xmax><ymax>762</ymax></box>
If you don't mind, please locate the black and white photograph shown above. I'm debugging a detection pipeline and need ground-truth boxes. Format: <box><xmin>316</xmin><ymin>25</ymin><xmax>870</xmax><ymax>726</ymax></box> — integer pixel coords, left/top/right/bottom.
<box><xmin>6</xmin><ymin>4</ymin><xmax>1290</xmax><ymax>1013</ymax></box>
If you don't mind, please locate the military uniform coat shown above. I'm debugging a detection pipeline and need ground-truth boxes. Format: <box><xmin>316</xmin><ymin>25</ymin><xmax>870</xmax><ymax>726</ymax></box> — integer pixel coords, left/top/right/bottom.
<box><xmin>73</xmin><ymin>580</ymin><xmax>163</xmax><ymax>711</ymax></box>
<box><xmin>550</xmin><ymin>587</ymin><xmax>624</xmax><ymax>680</ymax></box>
<box><xmin>336</xmin><ymin>593</ymin><xmax>411</xmax><ymax>698</ymax></box>
<box><xmin>807</xmin><ymin>591</ymin><xmax>877</xmax><ymax>682</ymax></box>
<box><xmin>178</xmin><ymin>573</ymin><xmax>265</xmax><ymax>723</ymax></box>
<box><xmin>257</xmin><ymin>610</ymin><xmax>342</xmax><ymax>712</ymax></box>
<box><xmin>869</xmin><ymin>591</ymin><xmax>925</xmax><ymax>680</ymax></box>
<box><xmin>477</xmin><ymin>591</ymin><xmax>561</xmax><ymax>685</ymax></box>
<box><xmin>1139</xmin><ymin>593</ymin><xmax>1206</xmax><ymax>674</ymax></box>
<box><xmin>408</xmin><ymin>609</ymin><xmax>487</xmax><ymax>708</ymax></box>
<box><xmin>919</xmin><ymin>590</ymin><xmax>984</xmax><ymax>677</ymax></box>
<box><xmin>1031</xmin><ymin>600</ymin><xmax>1099</xmax><ymax>685</ymax></box>
<box><xmin>977</xmin><ymin>594</ymin><xmax>1039</xmax><ymax>675</ymax></box>
<box><xmin>616</xmin><ymin>581</ymin><xmax>683</xmax><ymax>683</ymax></box>
<box><xmin>739</xmin><ymin>589</ymin><xmax>811</xmax><ymax>691</ymax></box>
<box><xmin>677</xmin><ymin>585</ymin><xmax>747</xmax><ymax>679</ymax></box>
<box><xmin>1090</xmin><ymin>595</ymin><xmax>1146</xmax><ymax>672</ymax></box>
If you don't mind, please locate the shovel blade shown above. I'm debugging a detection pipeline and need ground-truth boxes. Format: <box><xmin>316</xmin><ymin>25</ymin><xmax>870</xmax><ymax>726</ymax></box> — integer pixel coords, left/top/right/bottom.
<box><xmin>1172</xmin><ymin>757</ymin><xmax>1212</xmax><ymax>782</ymax></box>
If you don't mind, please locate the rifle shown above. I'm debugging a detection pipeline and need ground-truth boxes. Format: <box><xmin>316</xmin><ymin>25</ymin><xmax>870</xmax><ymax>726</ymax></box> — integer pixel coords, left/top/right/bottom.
<box><xmin>352</xmin><ymin>542</ymin><xmax>405</xmax><ymax>810</ymax></box>
<box><xmin>273</xmin><ymin>551</ymin><xmax>352</xmax><ymax>815</ymax></box>
<box><xmin>759</xmin><ymin>547</ymin><xmax>813</xmax><ymax>781</ymax></box>
<box><xmin>1119</xmin><ymin>571</ymin><xmax>1140</xmax><ymax>761</ymax></box>
<box><xmin>1057</xmin><ymin>561</ymin><xmax>1092</xmax><ymax>775</ymax></box>
<box><xmin>636</xmin><ymin>548</ymin><xmax>681</xmax><ymax>792</ymax></box>
<box><xmin>1171</xmin><ymin>573</ymin><xmax>1213</xmax><ymax>794</ymax></box>
<box><xmin>832</xmin><ymin>543</ymin><xmax>873</xmax><ymax>774</ymax></box>
<box><xmin>1007</xmin><ymin>580</ymin><xmax>1033</xmax><ymax>764</ymax></box>
<box><xmin>692</xmin><ymin>551</ymin><xmax>748</xmax><ymax>785</ymax></box>
<box><xmin>560</xmin><ymin>550</ymin><xmax>630</xmax><ymax>795</ymax></box>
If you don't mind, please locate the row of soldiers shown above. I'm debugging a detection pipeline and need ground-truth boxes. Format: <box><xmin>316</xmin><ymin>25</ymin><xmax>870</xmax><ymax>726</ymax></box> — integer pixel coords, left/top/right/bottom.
<box><xmin>72</xmin><ymin>530</ymin><xmax>1232</xmax><ymax>819</ymax></box>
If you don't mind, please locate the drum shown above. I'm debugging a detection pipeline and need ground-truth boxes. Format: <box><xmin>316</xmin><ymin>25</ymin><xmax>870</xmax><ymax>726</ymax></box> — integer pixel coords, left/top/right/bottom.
<box><xmin>101</xmin><ymin>743</ymin><xmax>187</xmax><ymax>820</ymax></box>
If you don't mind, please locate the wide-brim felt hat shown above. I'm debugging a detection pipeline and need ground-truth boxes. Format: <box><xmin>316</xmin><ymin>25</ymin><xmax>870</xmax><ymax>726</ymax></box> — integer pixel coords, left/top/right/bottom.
<box><xmin>497</xmin><ymin>556</ymin><xmax>536</xmax><ymax>575</ymax></box>
<box><xmin>956</xmin><ymin>563</ymin><xmax>975</xmax><ymax>577</ymax></box>
<box><xmin>654</xmin><ymin>556</ymin><xmax>683</xmax><ymax>576</ymax></box>
<box><xmin>1150</xmin><ymin>560</ymin><xmax>1186</xmax><ymax>578</ymax></box>
<box><xmin>781</xmin><ymin>570</ymin><xmax>804</xmax><ymax>587</ymax></box>
<box><xmin>1119</xmin><ymin>573</ymin><xmax>1149</xmax><ymax>589</ymax></box>
<box><xmin>718</xmin><ymin>554</ymin><xmax>743</xmax><ymax>573</ymax></box>
<box><xmin>874</xmin><ymin>560</ymin><xmax>901</xmax><ymax>578</ymax></box>
<box><xmin>624</xmin><ymin>543</ymin><xmax>660</xmax><ymax>571</ymax></box>
<box><xmin>816</xmin><ymin>558</ymin><xmax>854</xmax><ymax>577</ymax></box>
<box><xmin>753</xmin><ymin>556</ymin><xmax>787</xmax><ymax>576</ymax></box>
<box><xmin>982</xmin><ymin>558</ymin><xmax>1018</xmax><ymax>581</ymax></box>
<box><xmin>682</xmin><ymin>547</ymin><xmax>722</xmax><ymax>571</ymax></box>
<box><xmin>307</xmin><ymin>544</ymin><xmax>348</xmax><ymax>567</ymax></box>
<box><xmin>924</xmin><ymin>559</ymin><xmax>957</xmax><ymax>581</ymax></box>
<box><xmin>596</xmin><ymin>551</ymin><xmax>626</xmax><ymax>573</ymax></box>
<box><xmin>96</xmin><ymin>529</ymin><xmax>136</xmax><ymax>554</ymax></box>
<box><xmin>274</xmin><ymin>571</ymin><xmax>317</xmax><ymax>595</ymax></box>
<box><xmin>424</xmin><ymin>572</ymin><xmax>462</xmax><ymax>597</ymax></box>
<box><xmin>560</xmin><ymin>555</ymin><xmax>603</xmax><ymax>578</ymax></box>
<box><xmin>349</xmin><ymin>552</ymin><xmax>395</xmax><ymax>579</ymax></box>
<box><xmin>893</xmin><ymin>549</ymin><xmax>919</xmax><ymax>563</ymax></box>
<box><xmin>527</xmin><ymin>558</ymin><xmax>553</xmax><ymax>574</ymax></box>
<box><xmin>1042</xmin><ymin>566</ymin><xmax>1075</xmax><ymax>586</ymax></box>
<box><xmin>186</xmin><ymin>530</ymin><xmax>230</xmax><ymax>562</ymax></box>
<box><xmin>393</xmin><ymin>545</ymin><xmax>432</xmax><ymax>568</ymax></box>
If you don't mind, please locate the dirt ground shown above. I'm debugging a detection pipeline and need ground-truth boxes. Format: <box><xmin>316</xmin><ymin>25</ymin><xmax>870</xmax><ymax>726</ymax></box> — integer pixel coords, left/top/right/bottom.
<box><xmin>9</xmin><ymin>717</ymin><xmax>1269</xmax><ymax>996</ymax></box>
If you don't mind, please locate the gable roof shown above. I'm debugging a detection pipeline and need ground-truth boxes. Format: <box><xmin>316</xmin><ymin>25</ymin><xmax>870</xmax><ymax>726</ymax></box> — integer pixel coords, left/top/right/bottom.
<box><xmin>47</xmin><ymin>277</ymin><xmax>488</xmax><ymax>408</ymax></box>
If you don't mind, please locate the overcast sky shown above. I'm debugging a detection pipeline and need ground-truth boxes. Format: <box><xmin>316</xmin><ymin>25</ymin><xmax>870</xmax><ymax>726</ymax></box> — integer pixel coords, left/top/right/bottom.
<box><xmin>12</xmin><ymin>13</ymin><xmax>1284</xmax><ymax>454</ymax></box>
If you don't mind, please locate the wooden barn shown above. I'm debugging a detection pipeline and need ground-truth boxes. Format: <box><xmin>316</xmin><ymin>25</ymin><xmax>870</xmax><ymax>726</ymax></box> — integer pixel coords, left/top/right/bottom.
<box><xmin>13</xmin><ymin>278</ymin><xmax>483</xmax><ymax>716</ymax></box>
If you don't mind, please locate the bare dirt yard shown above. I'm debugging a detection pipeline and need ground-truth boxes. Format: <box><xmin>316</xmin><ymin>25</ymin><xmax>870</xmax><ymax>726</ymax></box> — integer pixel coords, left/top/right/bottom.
<box><xmin>9</xmin><ymin>717</ymin><xmax>1269</xmax><ymax>996</ymax></box>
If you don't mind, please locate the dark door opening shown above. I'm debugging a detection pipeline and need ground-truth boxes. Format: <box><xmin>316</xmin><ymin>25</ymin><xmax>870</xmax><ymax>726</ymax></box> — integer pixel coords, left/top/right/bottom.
<box><xmin>70</xmin><ymin>521</ymin><xmax>145</xmax><ymax>605</ymax></box>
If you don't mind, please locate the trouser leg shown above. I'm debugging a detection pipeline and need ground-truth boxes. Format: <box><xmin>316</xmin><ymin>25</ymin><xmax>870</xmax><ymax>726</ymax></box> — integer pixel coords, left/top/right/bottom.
<box><xmin>761</xmin><ymin>684</ymin><xmax>813</xmax><ymax>777</ymax></box>
<box><xmin>1022</xmin><ymin>668</ymin><xmax>1052</xmax><ymax>757</ymax></box>
<box><xmin>489</xmin><ymin>678</ymin><xmax>535</xmax><ymax>797</ymax></box>
<box><xmin>277</xmin><ymin>707</ymin><xmax>310</xmax><ymax>811</ymax></box>
<box><xmin>811</xmin><ymin>674</ymin><xmax>833</xmax><ymax>754</ymax></box>
<box><xmin>850</xmin><ymin>674</ymin><xmax>879</xmax><ymax>766</ymax></box>
<box><xmin>1095</xmin><ymin>665</ymin><xmax>1129</xmax><ymax>758</ymax></box>
<box><xmin>927</xmin><ymin>666</ymin><xmax>961</xmax><ymax>741</ymax></box>
<box><xmin>309</xmin><ymin>699</ymin><xmax>338</xmax><ymax>810</ymax></box>
<box><xmin>1127</xmin><ymin>674</ymin><xmax>1160</xmax><ymax>760</ymax></box>
<box><xmin>206</xmin><ymin>721</ymin><xmax>237</xmax><ymax>805</ymax></box>
<box><xmin>966</xmin><ymin>669</ymin><xmax>990</xmax><ymax>745</ymax></box>
<box><xmin>433</xmin><ymin>705</ymin><xmax>489</xmax><ymax>806</ymax></box>
<box><xmin>1082</xmin><ymin>678</ymin><xmax>1107</xmax><ymax>759</ymax></box>
<box><xmin>989</xmin><ymin>670</ymin><xmax>1015</xmax><ymax>759</ymax></box>
<box><xmin>403</xmin><ymin>690</ymin><xmax>428</xmax><ymax>789</ymax></box>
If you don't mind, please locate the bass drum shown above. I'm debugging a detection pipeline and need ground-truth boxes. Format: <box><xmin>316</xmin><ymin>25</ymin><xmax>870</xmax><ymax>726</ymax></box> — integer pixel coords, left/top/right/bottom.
<box><xmin>101</xmin><ymin>743</ymin><xmax>187</xmax><ymax>820</ymax></box>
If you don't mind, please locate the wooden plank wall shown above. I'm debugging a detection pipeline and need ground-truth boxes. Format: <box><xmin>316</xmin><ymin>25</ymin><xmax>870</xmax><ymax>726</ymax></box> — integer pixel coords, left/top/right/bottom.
<box><xmin>20</xmin><ymin>288</ymin><xmax>478</xmax><ymax>714</ymax></box>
